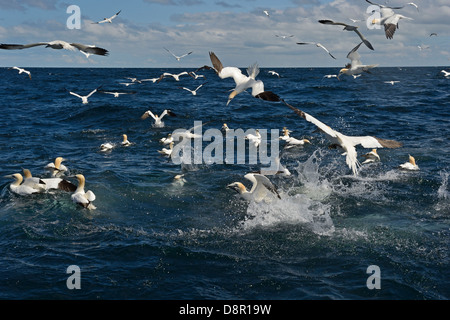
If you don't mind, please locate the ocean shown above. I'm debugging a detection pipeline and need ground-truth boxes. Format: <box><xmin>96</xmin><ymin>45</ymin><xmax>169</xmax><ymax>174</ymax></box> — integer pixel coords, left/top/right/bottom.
<box><xmin>0</xmin><ymin>66</ymin><xmax>448</xmax><ymax>300</ymax></box>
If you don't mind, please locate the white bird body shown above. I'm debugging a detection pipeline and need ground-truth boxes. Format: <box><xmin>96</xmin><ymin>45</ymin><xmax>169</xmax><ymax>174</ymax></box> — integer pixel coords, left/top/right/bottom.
<box><xmin>179</xmin><ymin>83</ymin><xmax>205</xmax><ymax>96</ymax></box>
<box><xmin>92</xmin><ymin>10</ymin><xmax>121</xmax><ymax>24</ymax></box>
<box><xmin>399</xmin><ymin>155</ymin><xmax>419</xmax><ymax>171</ymax></box>
<box><xmin>245</xmin><ymin>129</ymin><xmax>262</xmax><ymax>148</ymax></box>
<box><xmin>338</xmin><ymin>42</ymin><xmax>378</xmax><ymax>79</ymax></box>
<box><xmin>158</xmin><ymin>142</ymin><xmax>174</xmax><ymax>157</ymax></box>
<box><xmin>441</xmin><ymin>70</ymin><xmax>450</xmax><ymax>77</ymax></box>
<box><xmin>227</xmin><ymin>173</ymin><xmax>281</xmax><ymax>203</ymax></box>
<box><xmin>71</xmin><ymin>174</ymin><xmax>96</xmax><ymax>209</ymax></box>
<box><xmin>361</xmin><ymin>149</ymin><xmax>380</xmax><ymax>164</ymax></box>
<box><xmin>284</xmin><ymin>137</ymin><xmax>310</xmax><ymax>149</ymax></box>
<box><xmin>100</xmin><ymin>142</ymin><xmax>114</xmax><ymax>152</ymax></box>
<box><xmin>161</xmin><ymin>72</ymin><xmax>189</xmax><ymax>81</ymax></box>
<box><xmin>45</xmin><ymin>157</ymin><xmax>68</xmax><ymax>177</ymax></box>
<box><xmin>69</xmin><ymin>87</ymin><xmax>99</xmax><ymax>104</ymax></box>
<box><xmin>282</xmin><ymin>100</ymin><xmax>402</xmax><ymax>176</ymax></box>
<box><xmin>141</xmin><ymin>109</ymin><xmax>176</xmax><ymax>128</ymax></box>
<box><xmin>5</xmin><ymin>173</ymin><xmax>40</xmax><ymax>195</ymax></box>
<box><xmin>209</xmin><ymin>52</ymin><xmax>280</xmax><ymax>106</ymax></box>
<box><xmin>10</xmin><ymin>66</ymin><xmax>31</xmax><ymax>79</ymax></box>
<box><xmin>160</xmin><ymin>134</ymin><xmax>173</xmax><ymax>145</ymax></box>
<box><xmin>384</xmin><ymin>81</ymin><xmax>400</xmax><ymax>85</ymax></box>
<box><xmin>268</xmin><ymin>71</ymin><xmax>280</xmax><ymax>77</ymax></box>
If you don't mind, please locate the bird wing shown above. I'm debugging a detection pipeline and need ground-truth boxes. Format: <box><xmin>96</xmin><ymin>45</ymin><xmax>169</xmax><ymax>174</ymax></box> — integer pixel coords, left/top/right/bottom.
<box><xmin>317</xmin><ymin>43</ymin><xmax>336</xmax><ymax>59</ymax></box>
<box><xmin>70</xmin><ymin>43</ymin><xmax>109</xmax><ymax>56</ymax></box>
<box><xmin>347</xmin><ymin>42</ymin><xmax>363</xmax><ymax>66</ymax></box>
<box><xmin>164</xmin><ymin>47</ymin><xmax>178</xmax><ymax>58</ymax></box>
<box><xmin>318</xmin><ymin>19</ymin><xmax>348</xmax><ymax>27</ymax></box>
<box><xmin>246</xmin><ymin>63</ymin><xmax>260</xmax><ymax>79</ymax></box>
<box><xmin>85</xmin><ymin>190</ymin><xmax>96</xmax><ymax>202</ymax></box>
<box><xmin>0</xmin><ymin>42</ymin><xmax>48</xmax><ymax>50</ymax></box>
<box><xmin>348</xmin><ymin>136</ymin><xmax>403</xmax><ymax>149</ymax></box>
<box><xmin>86</xmin><ymin>88</ymin><xmax>98</xmax><ymax>98</ymax></box>
<box><xmin>209</xmin><ymin>51</ymin><xmax>224</xmax><ymax>74</ymax></box>
<box><xmin>246</xmin><ymin>174</ymin><xmax>281</xmax><ymax>200</ymax></box>
<box><xmin>353</xmin><ymin>29</ymin><xmax>374</xmax><ymax>50</ymax></box>
<box><xmin>179</xmin><ymin>51</ymin><xmax>193</xmax><ymax>58</ymax></box>
<box><xmin>69</xmin><ymin>92</ymin><xmax>83</xmax><ymax>99</ymax></box>
<box><xmin>141</xmin><ymin>110</ymin><xmax>156</xmax><ymax>120</ymax></box>
<box><xmin>110</xmin><ymin>10</ymin><xmax>121</xmax><ymax>19</ymax></box>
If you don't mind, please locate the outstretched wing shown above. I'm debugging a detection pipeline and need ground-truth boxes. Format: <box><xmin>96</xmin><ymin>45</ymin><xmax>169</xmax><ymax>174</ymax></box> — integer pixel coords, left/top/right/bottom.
<box><xmin>70</xmin><ymin>43</ymin><xmax>109</xmax><ymax>56</ymax></box>
<box><xmin>0</xmin><ymin>42</ymin><xmax>48</xmax><ymax>50</ymax></box>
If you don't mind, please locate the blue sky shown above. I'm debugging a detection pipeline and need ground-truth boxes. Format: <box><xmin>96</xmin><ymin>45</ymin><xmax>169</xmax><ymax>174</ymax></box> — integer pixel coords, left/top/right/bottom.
<box><xmin>0</xmin><ymin>0</ymin><xmax>449</xmax><ymax>67</ymax></box>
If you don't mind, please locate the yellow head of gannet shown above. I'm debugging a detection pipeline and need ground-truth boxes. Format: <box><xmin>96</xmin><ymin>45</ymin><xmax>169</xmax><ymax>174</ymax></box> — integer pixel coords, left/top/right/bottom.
<box><xmin>399</xmin><ymin>154</ymin><xmax>419</xmax><ymax>171</ymax></box>
<box><xmin>4</xmin><ymin>173</ymin><xmax>40</xmax><ymax>195</ymax></box>
<box><xmin>71</xmin><ymin>174</ymin><xmax>96</xmax><ymax>209</ymax></box>
<box><xmin>122</xmin><ymin>134</ymin><xmax>131</xmax><ymax>146</ymax></box>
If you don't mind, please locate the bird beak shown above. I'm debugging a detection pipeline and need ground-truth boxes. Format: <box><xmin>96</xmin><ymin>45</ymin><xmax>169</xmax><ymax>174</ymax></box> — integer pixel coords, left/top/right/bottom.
<box><xmin>3</xmin><ymin>174</ymin><xmax>14</xmax><ymax>179</ymax></box>
<box><xmin>227</xmin><ymin>91</ymin><xmax>238</xmax><ymax>106</ymax></box>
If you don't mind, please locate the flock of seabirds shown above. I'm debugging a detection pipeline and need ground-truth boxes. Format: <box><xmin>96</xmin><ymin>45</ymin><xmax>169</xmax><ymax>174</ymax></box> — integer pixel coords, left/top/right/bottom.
<box><xmin>2</xmin><ymin>1</ymin><xmax>449</xmax><ymax>210</ymax></box>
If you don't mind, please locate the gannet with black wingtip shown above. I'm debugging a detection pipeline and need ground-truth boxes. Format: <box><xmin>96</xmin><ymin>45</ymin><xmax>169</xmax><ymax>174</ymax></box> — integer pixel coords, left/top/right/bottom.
<box><xmin>4</xmin><ymin>173</ymin><xmax>41</xmax><ymax>195</ymax></box>
<box><xmin>0</xmin><ymin>41</ymin><xmax>109</xmax><ymax>56</ymax></box>
<box><xmin>99</xmin><ymin>90</ymin><xmax>136</xmax><ymax>98</ymax></box>
<box><xmin>159</xmin><ymin>72</ymin><xmax>189</xmax><ymax>82</ymax></box>
<box><xmin>164</xmin><ymin>47</ymin><xmax>193</xmax><ymax>61</ymax></box>
<box><xmin>361</xmin><ymin>149</ymin><xmax>380</xmax><ymax>164</ymax></box>
<box><xmin>399</xmin><ymin>154</ymin><xmax>419</xmax><ymax>171</ymax></box>
<box><xmin>45</xmin><ymin>157</ymin><xmax>68</xmax><ymax>177</ymax></box>
<box><xmin>23</xmin><ymin>168</ymin><xmax>76</xmax><ymax>192</ymax></box>
<box><xmin>71</xmin><ymin>174</ymin><xmax>96</xmax><ymax>209</ymax></box>
<box><xmin>338</xmin><ymin>42</ymin><xmax>378</xmax><ymax>80</ymax></box>
<box><xmin>141</xmin><ymin>109</ymin><xmax>176</xmax><ymax>128</ymax></box>
<box><xmin>69</xmin><ymin>87</ymin><xmax>100</xmax><ymax>104</ymax></box>
<box><xmin>188</xmin><ymin>72</ymin><xmax>206</xmax><ymax>80</ymax></box>
<box><xmin>92</xmin><ymin>10</ymin><xmax>121</xmax><ymax>24</ymax></box>
<box><xmin>227</xmin><ymin>173</ymin><xmax>281</xmax><ymax>203</ymax></box>
<box><xmin>9</xmin><ymin>66</ymin><xmax>31</xmax><ymax>79</ymax></box>
<box><xmin>268</xmin><ymin>70</ymin><xmax>280</xmax><ymax>77</ymax></box>
<box><xmin>158</xmin><ymin>142</ymin><xmax>174</xmax><ymax>157</ymax></box>
<box><xmin>366</xmin><ymin>0</ymin><xmax>413</xmax><ymax>39</ymax></box>
<box><xmin>121</xmin><ymin>134</ymin><xmax>132</xmax><ymax>146</ymax></box>
<box><xmin>297</xmin><ymin>42</ymin><xmax>336</xmax><ymax>59</ymax></box>
<box><xmin>318</xmin><ymin>20</ymin><xmax>374</xmax><ymax>51</ymax></box>
<box><xmin>209</xmin><ymin>52</ymin><xmax>281</xmax><ymax>106</ymax></box>
<box><xmin>245</xmin><ymin>129</ymin><xmax>262</xmax><ymax>148</ymax></box>
<box><xmin>178</xmin><ymin>82</ymin><xmax>206</xmax><ymax>96</ymax></box>
<box><xmin>282</xmin><ymin>99</ymin><xmax>403</xmax><ymax>176</ymax></box>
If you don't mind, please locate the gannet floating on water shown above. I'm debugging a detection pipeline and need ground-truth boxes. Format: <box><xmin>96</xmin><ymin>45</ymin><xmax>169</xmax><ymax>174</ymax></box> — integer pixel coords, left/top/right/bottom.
<box><xmin>323</xmin><ymin>74</ymin><xmax>338</xmax><ymax>79</ymax></box>
<box><xmin>92</xmin><ymin>10</ymin><xmax>121</xmax><ymax>24</ymax></box>
<box><xmin>318</xmin><ymin>20</ymin><xmax>374</xmax><ymax>51</ymax></box>
<box><xmin>141</xmin><ymin>109</ymin><xmax>176</xmax><ymax>128</ymax></box>
<box><xmin>23</xmin><ymin>168</ymin><xmax>76</xmax><ymax>192</ymax></box>
<box><xmin>69</xmin><ymin>87</ymin><xmax>100</xmax><ymax>104</ymax></box>
<box><xmin>160</xmin><ymin>133</ymin><xmax>173</xmax><ymax>145</ymax></box>
<box><xmin>384</xmin><ymin>80</ymin><xmax>400</xmax><ymax>85</ymax></box>
<box><xmin>178</xmin><ymin>82</ymin><xmax>206</xmax><ymax>96</ymax></box>
<box><xmin>158</xmin><ymin>142</ymin><xmax>174</xmax><ymax>157</ymax></box>
<box><xmin>227</xmin><ymin>173</ymin><xmax>281</xmax><ymax>203</ymax></box>
<box><xmin>366</xmin><ymin>0</ymin><xmax>413</xmax><ymax>39</ymax></box>
<box><xmin>9</xmin><ymin>66</ymin><xmax>31</xmax><ymax>79</ymax></box>
<box><xmin>361</xmin><ymin>149</ymin><xmax>380</xmax><ymax>164</ymax></box>
<box><xmin>164</xmin><ymin>47</ymin><xmax>193</xmax><ymax>61</ymax></box>
<box><xmin>338</xmin><ymin>42</ymin><xmax>378</xmax><ymax>80</ymax></box>
<box><xmin>245</xmin><ymin>129</ymin><xmax>262</xmax><ymax>148</ymax></box>
<box><xmin>209</xmin><ymin>51</ymin><xmax>281</xmax><ymax>106</ymax></box>
<box><xmin>4</xmin><ymin>173</ymin><xmax>41</xmax><ymax>195</ymax></box>
<box><xmin>121</xmin><ymin>134</ymin><xmax>132</xmax><ymax>146</ymax></box>
<box><xmin>399</xmin><ymin>154</ymin><xmax>419</xmax><ymax>171</ymax></box>
<box><xmin>45</xmin><ymin>157</ymin><xmax>68</xmax><ymax>177</ymax></box>
<box><xmin>100</xmin><ymin>142</ymin><xmax>114</xmax><ymax>152</ymax></box>
<box><xmin>71</xmin><ymin>174</ymin><xmax>96</xmax><ymax>210</ymax></box>
<box><xmin>0</xmin><ymin>40</ymin><xmax>109</xmax><ymax>56</ymax></box>
<box><xmin>281</xmin><ymin>99</ymin><xmax>402</xmax><ymax>176</ymax></box>
<box><xmin>222</xmin><ymin>123</ymin><xmax>230</xmax><ymax>132</ymax></box>
<box><xmin>297</xmin><ymin>42</ymin><xmax>336</xmax><ymax>59</ymax></box>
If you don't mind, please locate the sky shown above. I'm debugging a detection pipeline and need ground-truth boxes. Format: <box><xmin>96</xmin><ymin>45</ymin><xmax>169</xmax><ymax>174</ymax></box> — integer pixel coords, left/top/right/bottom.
<box><xmin>0</xmin><ymin>0</ymin><xmax>449</xmax><ymax>68</ymax></box>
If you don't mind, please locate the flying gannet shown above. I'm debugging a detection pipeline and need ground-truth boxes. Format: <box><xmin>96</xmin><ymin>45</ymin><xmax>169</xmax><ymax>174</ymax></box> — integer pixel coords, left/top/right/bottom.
<box><xmin>0</xmin><ymin>41</ymin><xmax>109</xmax><ymax>56</ymax></box>
<box><xmin>366</xmin><ymin>0</ymin><xmax>413</xmax><ymax>39</ymax></box>
<box><xmin>318</xmin><ymin>20</ymin><xmax>374</xmax><ymax>51</ymax></box>
<box><xmin>338</xmin><ymin>42</ymin><xmax>378</xmax><ymax>80</ymax></box>
<box><xmin>4</xmin><ymin>173</ymin><xmax>41</xmax><ymax>195</ymax></box>
<box><xmin>268</xmin><ymin>70</ymin><xmax>280</xmax><ymax>77</ymax></box>
<box><xmin>69</xmin><ymin>86</ymin><xmax>100</xmax><ymax>104</ymax></box>
<box><xmin>263</xmin><ymin>10</ymin><xmax>270</xmax><ymax>17</ymax></box>
<box><xmin>22</xmin><ymin>168</ymin><xmax>76</xmax><ymax>192</ymax></box>
<box><xmin>188</xmin><ymin>72</ymin><xmax>206</xmax><ymax>80</ymax></box>
<box><xmin>323</xmin><ymin>74</ymin><xmax>338</xmax><ymax>79</ymax></box>
<box><xmin>430</xmin><ymin>33</ymin><xmax>437</xmax><ymax>37</ymax></box>
<box><xmin>283</xmin><ymin>136</ymin><xmax>311</xmax><ymax>149</ymax></box>
<box><xmin>417</xmin><ymin>45</ymin><xmax>429</xmax><ymax>51</ymax></box>
<box><xmin>71</xmin><ymin>174</ymin><xmax>96</xmax><ymax>210</ymax></box>
<box><xmin>441</xmin><ymin>70</ymin><xmax>450</xmax><ymax>78</ymax></box>
<box><xmin>227</xmin><ymin>173</ymin><xmax>281</xmax><ymax>203</ymax></box>
<box><xmin>399</xmin><ymin>154</ymin><xmax>419</xmax><ymax>171</ymax></box>
<box><xmin>159</xmin><ymin>72</ymin><xmax>189</xmax><ymax>82</ymax></box>
<box><xmin>158</xmin><ymin>142</ymin><xmax>174</xmax><ymax>157</ymax></box>
<box><xmin>141</xmin><ymin>76</ymin><xmax>164</xmax><ymax>83</ymax></box>
<box><xmin>141</xmin><ymin>109</ymin><xmax>176</xmax><ymax>128</ymax></box>
<box><xmin>281</xmin><ymin>99</ymin><xmax>402</xmax><ymax>176</ymax></box>
<box><xmin>164</xmin><ymin>47</ymin><xmax>193</xmax><ymax>61</ymax></box>
<box><xmin>178</xmin><ymin>82</ymin><xmax>206</xmax><ymax>96</ymax></box>
<box><xmin>297</xmin><ymin>42</ymin><xmax>336</xmax><ymax>59</ymax></box>
<box><xmin>361</xmin><ymin>149</ymin><xmax>380</xmax><ymax>164</ymax></box>
<box><xmin>92</xmin><ymin>10</ymin><xmax>121</xmax><ymax>24</ymax></box>
<box><xmin>9</xmin><ymin>66</ymin><xmax>31</xmax><ymax>79</ymax></box>
<box><xmin>275</xmin><ymin>34</ymin><xmax>294</xmax><ymax>39</ymax></box>
<box><xmin>45</xmin><ymin>157</ymin><xmax>68</xmax><ymax>177</ymax></box>
<box><xmin>209</xmin><ymin>51</ymin><xmax>281</xmax><ymax>106</ymax></box>
<box><xmin>99</xmin><ymin>90</ymin><xmax>136</xmax><ymax>98</ymax></box>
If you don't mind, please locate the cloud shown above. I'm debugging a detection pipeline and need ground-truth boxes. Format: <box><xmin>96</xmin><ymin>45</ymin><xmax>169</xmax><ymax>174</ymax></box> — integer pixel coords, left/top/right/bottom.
<box><xmin>215</xmin><ymin>1</ymin><xmax>242</xmax><ymax>8</ymax></box>
<box><xmin>142</xmin><ymin>0</ymin><xmax>204</xmax><ymax>5</ymax></box>
<box><xmin>0</xmin><ymin>0</ymin><xmax>59</xmax><ymax>11</ymax></box>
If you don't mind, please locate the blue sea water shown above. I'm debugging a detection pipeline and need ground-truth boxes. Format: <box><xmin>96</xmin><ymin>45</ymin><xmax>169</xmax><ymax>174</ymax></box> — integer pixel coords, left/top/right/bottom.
<box><xmin>0</xmin><ymin>66</ymin><xmax>448</xmax><ymax>300</ymax></box>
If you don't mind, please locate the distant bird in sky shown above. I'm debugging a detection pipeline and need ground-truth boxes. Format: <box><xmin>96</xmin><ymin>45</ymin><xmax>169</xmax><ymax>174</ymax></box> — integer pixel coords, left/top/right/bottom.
<box><xmin>0</xmin><ymin>41</ymin><xmax>109</xmax><ymax>56</ymax></box>
<box><xmin>263</xmin><ymin>10</ymin><xmax>270</xmax><ymax>17</ymax></box>
<box><xmin>178</xmin><ymin>82</ymin><xmax>206</xmax><ymax>96</ymax></box>
<box><xmin>209</xmin><ymin>51</ymin><xmax>280</xmax><ymax>106</ymax></box>
<box><xmin>141</xmin><ymin>109</ymin><xmax>176</xmax><ymax>128</ymax></box>
<box><xmin>348</xmin><ymin>18</ymin><xmax>362</xmax><ymax>23</ymax></box>
<box><xmin>297</xmin><ymin>42</ymin><xmax>336</xmax><ymax>59</ymax></box>
<box><xmin>92</xmin><ymin>10</ymin><xmax>121</xmax><ymax>24</ymax></box>
<box><xmin>417</xmin><ymin>45</ymin><xmax>429</xmax><ymax>50</ymax></box>
<box><xmin>275</xmin><ymin>34</ymin><xmax>294</xmax><ymax>39</ymax></box>
<box><xmin>68</xmin><ymin>87</ymin><xmax>100</xmax><ymax>104</ymax></box>
<box><xmin>281</xmin><ymin>99</ymin><xmax>402</xmax><ymax>176</ymax></box>
<box><xmin>318</xmin><ymin>19</ymin><xmax>374</xmax><ymax>51</ymax></box>
<box><xmin>338</xmin><ymin>42</ymin><xmax>378</xmax><ymax>80</ymax></box>
<box><xmin>430</xmin><ymin>33</ymin><xmax>437</xmax><ymax>37</ymax></box>
<box><xmin>384</xmin><ymin>80</ymin><xmax>400</xmax><ymax>85</ymax></box>
<box><xmin>164</xmin><ymin>47</ymin><xmax>193</xmax><ymax>61</ymax></box>
<box><xmin>366</xmin><ymin>0</ymin><xmax>413</xmax><ymax>39</ymax></box>
<box><xmin>9</xmin><ymin>66</ymin><xmax>31</xmax><ymax>79</ymax></box>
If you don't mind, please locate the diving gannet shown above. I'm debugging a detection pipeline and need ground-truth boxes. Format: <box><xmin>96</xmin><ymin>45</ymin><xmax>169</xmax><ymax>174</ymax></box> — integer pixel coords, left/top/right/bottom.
<box><xmin>209</xmin><ymin>52</ymin><xmax>280</xmax><ymax>106</ymax></box>
<box><xmin>23</xmin><ymin>169</ymin><xmax>76</xmax><ymax>192</ymax></box>
<box><xmin>245</xmin><ymin>129</ymin><xmax>262</xmax><ymax>148</ymax></box>
<box><xmin>158</xmin><ymin>142</ymin><xmax>174</xmax><ymax>157</ymax></box>
<box><xmin>159</xmin><ymin>72</ymin><xmax>189</xmax><ymax>82</ymax></box>
<box><xmin>92</xmin><ymin>10</ymin><xmax>121</xmax><ymax>24</ymax></box>
<box><xmin>366</xmin><ymin>0</ymin><xmax>413</xmax><ymax>39</ymax></box>
<box><xmin>268</xmin><ymin>71</ymin><xmax>280</xmax><ymax>77</ymax></box>
<box><xmin>0</xmin><ymin>41</ymin><xmax>109</xmax><ymax>56</ymax></box>
<box><xmin>164</xmin><ymin>47</ymin><xmax>193</xmax><ymax>61</ymax></box>
<box><xmin>227</xmin><ymin>173</ymin><xmax>281</xmax><ymax>203</ymax></box>
<box><xmin>297</xmin><ymin>42</ymin><xmax>336</xmax><ymax>59</ymax></box>
<box><xmin>141</xmin><ymin>109</ymin><xmax>176</xmax><ymax>128</ymax></box>
<box><xmin>9</xmin><ymin>66</ymin><xmax>31</xmax><ymax>79</ymax></box>
<box><xmin>361</xmin><ymin>149</ymin><xmax>380</xmax><ymax>164</ymax></box>
<box><xmin>69</xmin><ymin>87</ymin><xmax>100</xmax><ymax>104</ymax></box>
<box><xmin>338</xmin><ymin>42</ymin><xmax>378</xmax><ymax>80</ymax></box>
<box><xmin>4</xmin><ymin>173</ymin><xmax>40</xmax><ymax>195</ymax></box>
<box><xmin>121</xmin><ymin>134</ymin><xmax>132</xmax><ymax>146</ymax></box>
<box><xmin>282</xmin><ymin>99</ymin><xmax>402</xmax><ymax>176</ymax></box>
<box><xmin>399</xmin><ymin>154</ymin><xmax>419</xmax><ymax>171</ymax></box>
<box><xmin>45</xmin><ymin>157</ymin><xmax>68</xmax><ymax>177</ymax></box>
<box><xmin>71</xmin><ymin>174</ymin><xmax>96</xmax><ymax>209</ymax></box>
<box><xmin>178</xmin><ymin>82</ymin><xmax>206</xmax><ymax>96</ymax></box>
<box><xmin>318</xmin><ymin>20</ymin><xmax>374</xmax><ymax>51</ymax></box>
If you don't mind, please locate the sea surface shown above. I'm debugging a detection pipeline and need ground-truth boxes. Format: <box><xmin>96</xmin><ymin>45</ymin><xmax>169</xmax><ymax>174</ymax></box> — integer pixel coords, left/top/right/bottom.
<box><xmin>0</xmin><ymin>66</ymin><xmax>448</xmax><ymax>300</ymax></box>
